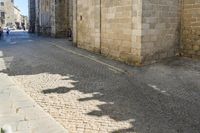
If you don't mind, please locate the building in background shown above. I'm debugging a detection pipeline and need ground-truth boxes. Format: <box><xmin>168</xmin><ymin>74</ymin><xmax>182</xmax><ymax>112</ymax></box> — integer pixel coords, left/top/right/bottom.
<box><xmin>28</xmin><ymin>0</ymin><xmax>35</xmax><ymax>32</ymax></box>
<box><xmin>14</xmin><ymin>6</ymin><xmax>21</xmax><ymax>29</ymax></box>
<box><xmin>28</xmin><ymin>0</ymin><xmax>200</xmax><ymax>65</ymax></box>
<box><xmin>21</xmin><ymin>15</ymin><xmax>28</xmax><ymax>30</ymax></box>
<box><xmin>0</xmin><ymin>0</ymin><xmax>15</xmax><ymax>28</ymax></box>
<box><xmin>29</xmin><ymin>0</ymin><xmax>73</xmax><ymax>37</ymax></box>
<box><xmin>0</xmin><ymin>0</ymin><xmax>28</xmax><ymax>29</ymax></box>
<box><xmin>21</xmin><ymin>16</ymin><xmax>29</xmax><ymax>30</ymax></box>
<box><xmin>0</xmin><ymin>1</ymin><xmax>5</xmax><ymax>27</ymax></box>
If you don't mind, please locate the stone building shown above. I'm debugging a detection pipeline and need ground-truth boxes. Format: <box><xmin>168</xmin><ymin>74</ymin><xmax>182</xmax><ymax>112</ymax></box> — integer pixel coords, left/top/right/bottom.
<box><xmin>181</xmin><ymin>0</ymin><xmax>200</xmax><ymax>59</ymax></box>
<box><xmin>28</xmin><ymin>0</ymin><xmax>36</xmax><ymax>32</ymax></box>
<box><xmin>73</xmin><ymin>0</ymin><xmax>181</xmax><ymax>65</ymax></box>
<box><xmin>29</xmin><ymin>0</ymin><xmax>200</xmax><ymax>65</ymax></box>
<box><xmin>14</xmin><ymin>6</ymin><xmax>21</xmax><ymax>29</ymax></box>
<box><xmin>21</xmin><ymin>15</ymin><xmax>29</xmax><ymax>29</ymax></box>
<box><xmin>0</xmin><ymin>0</ymin><xmax>15</xmax><ymax>28</ymax></box>
<box><xmin>35</xmin><ymin>0</ymin><xmax>52</xmax><ymax>36</ymax></box>
<box><xmin>0</xmin><ymin>1</ymin><xmax>5</xmax><ymax>27</ymax></box>
<box><xmin>30</xmin><ymin>0</ymin><xmax>73</xmax><ymax>37</ymax></box>
<box><xmin>0</xmin><ymin>0</ymin><xmax>27</xmax><ymax>29</ymax></box>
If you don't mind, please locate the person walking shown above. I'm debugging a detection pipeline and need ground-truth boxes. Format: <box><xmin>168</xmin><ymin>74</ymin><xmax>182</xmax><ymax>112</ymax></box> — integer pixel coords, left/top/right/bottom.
<box><xmin>6</xmin><ymin>27</ymin><xmax>10</xmax><ymax>36</ymax></box>
<box><xmin>0</xmin><ymin>26</ymin><xmax>3</xmax><ymax>39</ymax></box>
<box><xmin>23</xmin><ymin>25</ymin><xmax>26</xmax><ymax>31</ymax></box>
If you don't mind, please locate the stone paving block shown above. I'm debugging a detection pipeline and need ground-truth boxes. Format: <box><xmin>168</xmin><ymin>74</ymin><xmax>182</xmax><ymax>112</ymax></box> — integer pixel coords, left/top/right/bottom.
<box><xmin>13</xmin><ymin>130</ymin><xmax>33</xmax><ymax>133</ymax></box>
<box><xmin>16</xmin><ymin>121</ymin><xmax>31</xmax><ymax>132</ymax></box>
<box><xmin>0</xmin><ymin>74</ymin><xmax>68</xmax><ymax>133</ymax></box>
<box><xmin>0</xmin><ymin>105</ymin><xmax>16</xmax><ymax>116</ymax></box>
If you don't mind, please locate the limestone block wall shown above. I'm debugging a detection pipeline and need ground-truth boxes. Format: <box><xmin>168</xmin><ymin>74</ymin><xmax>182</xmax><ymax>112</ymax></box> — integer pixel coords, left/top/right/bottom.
<box><xmin>76</xmin><ymin>0</ymin><xmax>101</xmax><ymax>52</ymax></box>
<box><xmin>73</xmin><ymin>0</ymin><xmax>181</xmax><ymax>65</ymax></box>
<box><xmin>28</xmin><ymin>0</ymin><xmax>36</xmax><ymax>33</ymax></box>
<box><xmin>35</xmin><ymin>0</ymin><xmax>52</xmax><ymax>36</ymax></box>
<box><xmin>101</xmin><ymin>0</ymin><xmax>139</xmax><ymax>64</ymax></box>
<box><xmin>68</xmin><ymin>0</ymin><xmax>73</xmax><ymax>31</ymax></box>
<box><xmin>73</xmin><ymin>0</ymin><xmax>77</xmax><ymax>44</ymax></box>
<box><xmin>34</xmin><ymin>0</ymin><xmax>73</xmax><ymax>38</ymax></box>
<box><xmin>75</xmin><ymin>0</ymin><xmax>142</xmax><ymax>65</ymax></box>
<box><xmin>50</xmin><ymin>0</ymin><xmax>56</xmax><ymax>36</ymax></box>
<box><xmin>40</xmin><ymin>0</ymin><xmax>52</xmax><ymax>36</ymax></box>
<box><xmin>54</xmin><ymin>0</ymin><xmax>69</xmax><ymax>37</ymax></box>
<box><xmin>181</xmin><ymin>0</ymin><xmax>200</xmax><ymax>58</ymax></box>
<box><xmin>3</xmin><ymin>0</ymin><xmax>15</xmax><ymax>27</ymax></box>
<box><xmin>141</xmin><ymin>0</ymin><xmax>181</xmax><ymax>64</ymax></box>
<box><xmin>131</xmin><ymin>0</ymin><xmax>143</xmax><ymax>64</ymax></box>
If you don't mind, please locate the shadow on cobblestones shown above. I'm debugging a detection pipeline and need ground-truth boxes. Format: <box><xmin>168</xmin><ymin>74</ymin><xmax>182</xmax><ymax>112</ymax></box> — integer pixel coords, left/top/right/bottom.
<box><xmin>0</xmin><ymin>34</ymin><xmax>200</xmax><ymax>133</ymax></box>
<box><xmin>42</xmin><ymin>87</ymin><xmax>72</xmax><ymax>94</ymax></box>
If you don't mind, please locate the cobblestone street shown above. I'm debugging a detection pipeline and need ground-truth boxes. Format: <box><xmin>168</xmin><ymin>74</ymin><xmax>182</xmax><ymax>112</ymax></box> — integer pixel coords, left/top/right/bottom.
<box><xmin>0</xmin><ymin>31</ymin><xmax>200</xmax><ymax>133</ymax></box>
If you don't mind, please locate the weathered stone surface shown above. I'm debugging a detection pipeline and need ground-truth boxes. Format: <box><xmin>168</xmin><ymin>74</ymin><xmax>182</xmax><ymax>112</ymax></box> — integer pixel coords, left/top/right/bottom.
<box><xmin>0</xmin><ymin>73</ymin><xmax>67</xmax><ymax>133</ymax></box>
<box><xmin>33</xmin><ymin>0</ymin><xmax>73</xmax><ymax>37</ymax></box>
<box><xmin>76</xmin><ymin>0</ymin><xmax>101</xmax><ymax>53</ymax></box>
<box><xmin>28</xmin><ymin>0</ymin><xmax>36</xmax><ymax>33</ymax></box>
<box><xmin>141</xmin><ymin>0</ymin><xmax>181</xmax><ymax>64</ymax></box>
<box><xmin>181</xmin><ymin>0</ymin><xmax>200</xmax><ymax>59</ymax></box>
<box><xmin>29</xmin><ymin>0</ymin><xmax>200</xmax><ymax>65</ymax></box>
<box><xmin>73</xmin><ymin>0</ymin><xmax>181</xmax><ymax>65</ymax></box>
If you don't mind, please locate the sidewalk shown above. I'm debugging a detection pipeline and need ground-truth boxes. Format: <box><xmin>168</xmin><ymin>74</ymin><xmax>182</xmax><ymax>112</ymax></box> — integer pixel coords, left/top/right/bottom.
<box><xmin>0</xmin><ymin>73</ymin><xmax>67</xmax><ymax>133</ymax></box>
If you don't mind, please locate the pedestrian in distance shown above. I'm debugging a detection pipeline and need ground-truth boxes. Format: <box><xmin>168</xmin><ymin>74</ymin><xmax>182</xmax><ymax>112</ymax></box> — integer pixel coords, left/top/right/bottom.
<box><xmin>0</xmin><ymin>26</ymin><xmax>3</xmax><ymax>39</ymax></box>
<box><xmin>23</xmin><ymin>26</ymin><xmax>26</xmax><ymax>31</ymax></box>
<box><xmin>6</xmin><ymin>27</ymin><xmax>10</xmax><ymax>36</ymax></box>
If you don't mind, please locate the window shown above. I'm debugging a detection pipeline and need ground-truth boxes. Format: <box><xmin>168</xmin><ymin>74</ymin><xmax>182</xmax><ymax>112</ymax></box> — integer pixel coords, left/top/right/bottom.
<box><xmin>1</xmin><ymin>19</ymin><xmax>5</xmax><ymax>24</ymax></box>
<box><xmin>1</xmin><ymin>12</ymin><xmax>5</xmax><ymax>19</ymax></box>
<box><xmin>0</xmin><ymin>2</ymin><xmax>4</xmax><ymax>6</ymax></box>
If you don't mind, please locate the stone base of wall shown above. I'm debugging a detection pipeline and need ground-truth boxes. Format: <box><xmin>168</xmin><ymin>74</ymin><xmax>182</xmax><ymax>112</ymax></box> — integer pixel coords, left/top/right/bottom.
<box><xmin>77</xmin><ymin>44</ymin><xmax>100</xmax><ymax>54</ymax></box>
<box><xmin>180</xmin><ymin>51</ymin><xmax>200</xmax><ymax>59</ymax></box>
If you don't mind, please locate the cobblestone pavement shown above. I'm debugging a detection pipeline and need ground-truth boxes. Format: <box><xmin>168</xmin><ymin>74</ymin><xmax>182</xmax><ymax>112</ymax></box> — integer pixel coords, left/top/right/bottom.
<box><xmin>0</xmin><ymin>31</ymin><xmax>200</xmax><ymax>133</ymax></box>
<box><xmin>0</xmin><ymin>73</ymin><xmax>67</xmax><ymax>133</ymax></box>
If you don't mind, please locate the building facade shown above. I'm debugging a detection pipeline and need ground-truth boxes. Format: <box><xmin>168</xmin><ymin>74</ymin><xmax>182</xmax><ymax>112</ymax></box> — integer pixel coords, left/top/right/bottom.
<box><xmin>73</xmin><ymin>0</ymin><xmax>181</xmax><ymax>65</ymax></box>
<box><xmin>21</xmin><ymin>15</ymin><xmax>28</xmax><ymax>29</ymax></box>
<box><xmin>28</xmin><ymin>0</ymin><xmax>36</xmax><ymax>32</ymax></box>
<box><xmin>0</xmin><ymin>1</ymin><xmax>5</xmax><ymax>26</ymax></box>
<box><xmin>14</xmin><ymin>6</ymin><xmax>21</xmax><ymax>29</ymax></box>
<box><xmin>35</xmin><ymin>0</ymin><xmax>52</xmax><ymax>36</ymax></box>
<box><xmin>0</xmin><ymin>0</ymin><xmax>15</xmax><ymax>28</ymax></box>
<box><xmin>29</xmin><ymin>0</ymin><xmax>200</xmax><ymax>65</ymax></box>
<box><xmin>181</xmin><ymin>0</ymin><xmax>200</xmax><ymax>59</ymax></box>
<box><xmin>0</xmin><ymin>0</ymin><xmax>28</xmax><ymax>29</ymax></box>
<box><xmin>29</xmin><ymin>0</ymin><xmax>73</xmax><ymax>37</ymax></box>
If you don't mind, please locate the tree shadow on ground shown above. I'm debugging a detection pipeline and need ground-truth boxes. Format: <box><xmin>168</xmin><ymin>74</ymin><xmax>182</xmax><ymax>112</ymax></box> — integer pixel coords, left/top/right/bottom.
<box><xmin>0</xmin><ymin>35</ymin><xmax>200</xmax><ymax>133</ymax></box>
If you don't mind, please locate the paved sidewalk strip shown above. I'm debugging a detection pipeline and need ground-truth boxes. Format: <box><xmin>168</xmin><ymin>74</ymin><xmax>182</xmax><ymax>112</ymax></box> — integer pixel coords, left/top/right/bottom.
<box><xmin>0</xmin><ymin>74</ymin><xmax>67</xmax><ymax>133</ymax></box>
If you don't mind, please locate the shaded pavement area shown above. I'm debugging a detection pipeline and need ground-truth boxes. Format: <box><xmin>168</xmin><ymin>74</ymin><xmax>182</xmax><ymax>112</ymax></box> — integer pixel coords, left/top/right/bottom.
<box><xmin>0</xmin><ymin>31</ymin><xmax>200</xmax><ymax>133</ymax></box>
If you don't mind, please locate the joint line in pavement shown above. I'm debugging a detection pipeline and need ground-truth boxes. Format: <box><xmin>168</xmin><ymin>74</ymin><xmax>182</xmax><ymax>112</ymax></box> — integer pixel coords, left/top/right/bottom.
<box><xmin>48</xmin><ymin>41</ymin><xmax>126</xmax><ymax>74</ymax></box>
